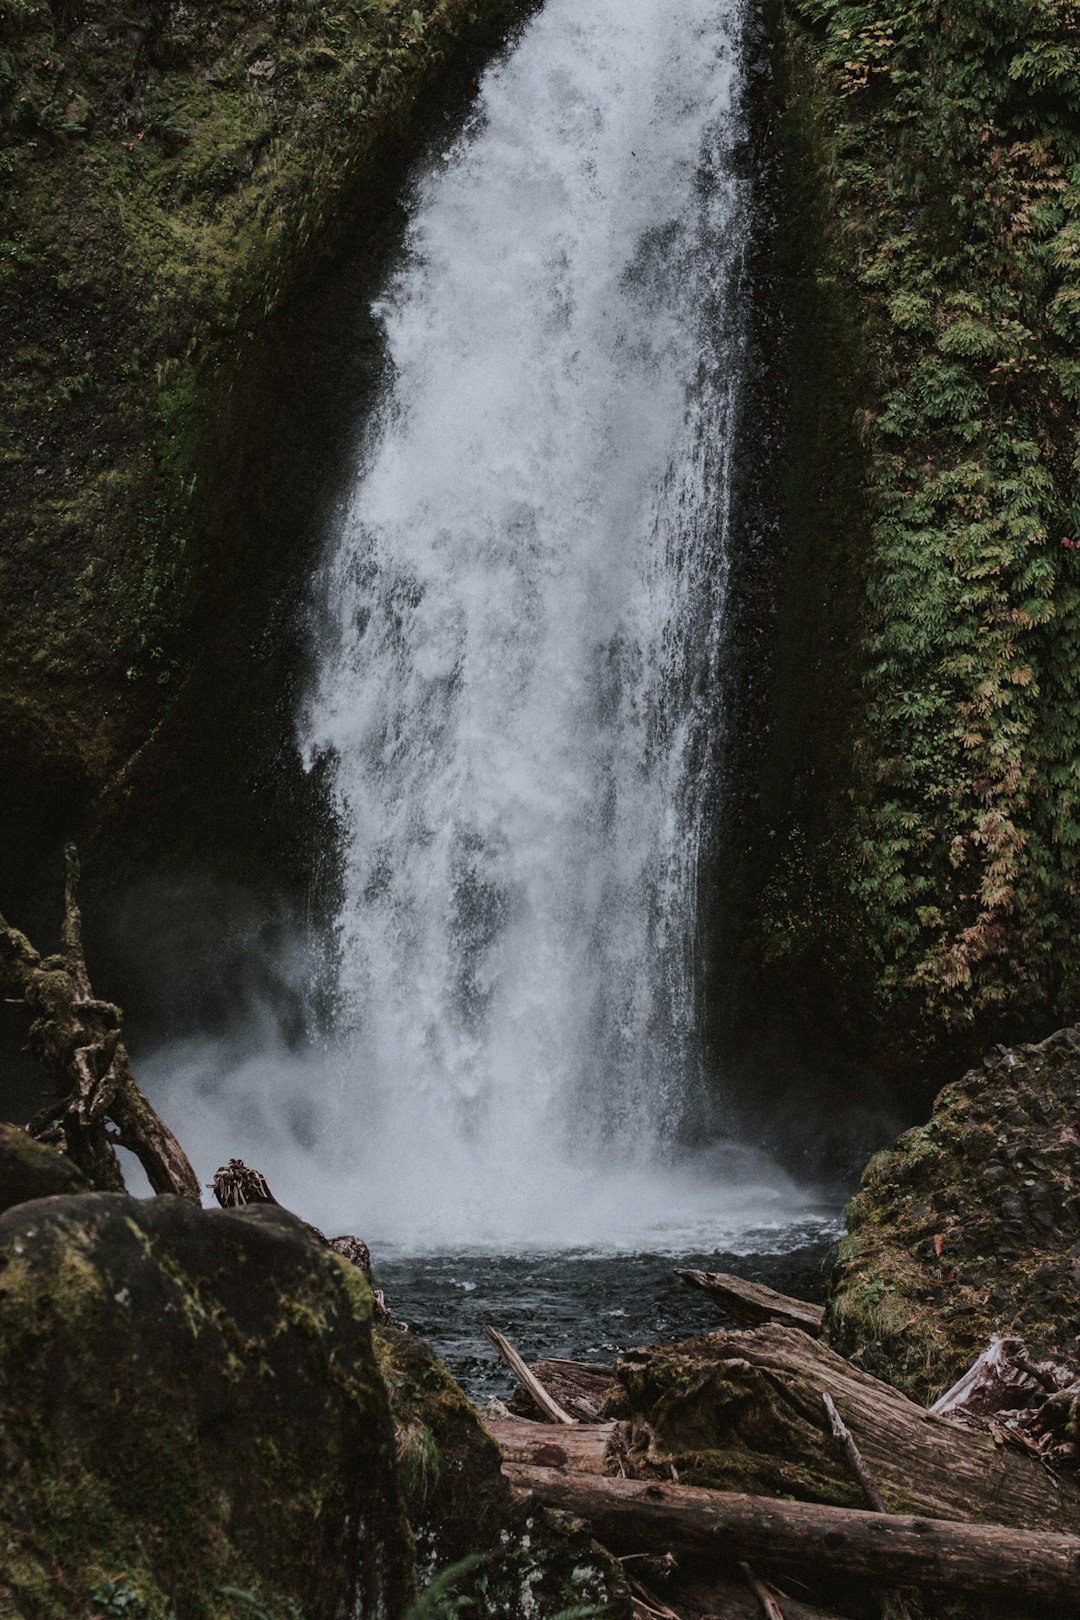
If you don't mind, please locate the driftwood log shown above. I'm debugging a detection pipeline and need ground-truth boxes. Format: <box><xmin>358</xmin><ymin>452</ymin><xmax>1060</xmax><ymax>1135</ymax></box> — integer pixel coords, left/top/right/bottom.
<box><xmin>930</xmin><ymin>1335</ymin><xmax>1080</xmax><ymax>1470</ymax></box>
<box><xmin>614</xmin><ymin>1324</ymin><xmax>1080</xmax><ymax>1530</ymax></box>
<box><xmin>0</xmin><ymin>846</ymin><xmax>199</xmax><ymax>1201</ymax></box>
<box><xmin>483</xmin><ymin>1415</ymin><xmax>620</xmax><ymax>1474</ymax></box>
<box><xmin>507</xmin><ymin>1357</ymin><xmax>617</xmax><ymax>1422</ymax></box>
<box><xmin>485</xmin><ymin>1327</ymin><xmax>578</xmax><ymax>1424</ymax></box>
<box><xmin>502</xmin><ymin>1465</ymin><xmax>1080</xmax><ymax>1605</ymax></box>
<box><xmin>675</xmin><ymin>1269</ymin><xmax>824</xmax><ymax>1337</ymax></box>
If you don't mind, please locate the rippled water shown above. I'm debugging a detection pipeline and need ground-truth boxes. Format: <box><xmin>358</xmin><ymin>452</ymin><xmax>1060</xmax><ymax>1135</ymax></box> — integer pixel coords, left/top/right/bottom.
<box><xmin>378</xmin><ymin>1224</ymin><xmax>838</xmax><ymax>1400</ymax></box>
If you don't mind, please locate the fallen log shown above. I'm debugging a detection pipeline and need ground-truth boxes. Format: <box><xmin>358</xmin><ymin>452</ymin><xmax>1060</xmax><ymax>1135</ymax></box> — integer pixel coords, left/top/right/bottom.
<box><xmin>502</xmin><ymin>1464</ymin><xmax>1080</xmax><ymax>1605</ymax></box>
<box><xmin>614</xmin><ymin>1324</ymin><xmax>1080</xmax><ymax>1530</ymax></box>
<box><xmin>485</xmin><ymin>1326</ymin><xmax>577</xmax><ymax>1425</ymax></box>
<box><xmin>483</xmin><ymin>1415</ymin><xmax>619</xmax><ymax>1474</ymax></box>
<box><xmin>0</xmin><ymin>846</ymin><xmax>199</xmax><ymax>1201</ymax></box>
<box><xmin>675</xmin><ymin>1270</ymin><xmax>823</xmax><ymax>1337</ymax></box>
<box><xmin>507</xmin><ymin>1358</ymin><xmax>617</xmax><ymax>1421</ymax></box>
<box><xmin>821</xmin><ymin>1394</ymin><xmax>920</xmax><ymax>1620</ymax></box>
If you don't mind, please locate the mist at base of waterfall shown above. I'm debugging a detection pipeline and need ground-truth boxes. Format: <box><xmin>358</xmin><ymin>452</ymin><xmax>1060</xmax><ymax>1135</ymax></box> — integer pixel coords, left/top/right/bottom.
<box><xmin>135</xmin><ymin>1028</ymin><xmax>835</xmax><ymax>1255</ymax></box>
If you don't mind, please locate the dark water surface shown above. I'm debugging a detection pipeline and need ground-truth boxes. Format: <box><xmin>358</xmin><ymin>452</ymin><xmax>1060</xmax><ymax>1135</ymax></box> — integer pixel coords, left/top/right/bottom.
<box><xmin>377</xmin><ymin>1223</ymin><xmax>838</xmax><ymax>1401</ymax></box>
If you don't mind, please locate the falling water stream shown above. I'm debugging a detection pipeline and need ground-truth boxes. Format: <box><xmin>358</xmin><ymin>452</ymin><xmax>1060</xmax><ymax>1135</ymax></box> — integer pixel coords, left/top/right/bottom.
<box><xmin>149</xmin><ymin>0</ymin><xmax>838</xmax><ymax>1369</ymax></box>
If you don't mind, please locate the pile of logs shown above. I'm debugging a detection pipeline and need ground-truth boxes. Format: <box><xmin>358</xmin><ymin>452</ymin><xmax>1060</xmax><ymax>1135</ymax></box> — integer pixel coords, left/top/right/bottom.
<box><xmin>482</xmin><ymin>1271</ymin><xmax>1080</xmax><ymax>1619</ymax></box>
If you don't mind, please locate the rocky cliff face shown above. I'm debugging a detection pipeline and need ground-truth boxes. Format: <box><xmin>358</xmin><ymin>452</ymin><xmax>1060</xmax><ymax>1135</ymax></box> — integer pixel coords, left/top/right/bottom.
<box><xmin>750</xmin><ymin>1</ymin><xmax>1080</xmax><ymax>1068</ymax></box>
<box><xmin>0</xmin><ymin>0</ymin><xmax>526</xmax><ymax>887</ymax></box>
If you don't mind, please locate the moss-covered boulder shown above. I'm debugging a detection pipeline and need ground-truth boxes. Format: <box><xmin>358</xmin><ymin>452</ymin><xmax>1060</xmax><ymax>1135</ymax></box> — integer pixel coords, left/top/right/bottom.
<box><xmin>0</xmin><ymin>0</ymin><xmax>525</xmax><ymax>854</ymax></box>
<box><xmin>376</xmin><ymin>1326</ymin><xmax>633</xmax><ymax>1617</ymax></box>
<box><xmin>0</xmin><ymin>1120</ymin><xmax>87</xmax><ymax>1213</ymax></box>
<box><xmin>0</xmin><ymin>1192</ymin><xmax>414</xmax><ymax>1619</ymax></box>
<box><xmin>826</xmin><ymin>1025</ymin><xmax>1080</xmax><ymax>1402</ymax></box>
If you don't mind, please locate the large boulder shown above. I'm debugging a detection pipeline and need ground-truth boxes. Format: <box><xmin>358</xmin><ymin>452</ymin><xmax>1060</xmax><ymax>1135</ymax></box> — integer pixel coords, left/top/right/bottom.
<box><xmin>0</xmin><ymin>1193</ymin><xmax>414</xmax><ymax>1620</ymax></box>
<box><xmin>826</xmin><ymin>1026</ymin><xmax>1080</xmax><ymax>1402</ymax></box>
<box><xmin>0</xmin><ymin>1121</ymin><xmax>87</xmax><ymax>1213</ymax></box>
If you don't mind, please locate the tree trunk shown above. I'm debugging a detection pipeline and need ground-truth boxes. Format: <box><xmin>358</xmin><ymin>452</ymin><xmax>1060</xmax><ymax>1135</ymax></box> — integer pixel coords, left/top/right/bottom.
<box><xmin>503</xmin><ymin>1465</ymin><xmax>1080</xmax><ymax>1605</ymax></box>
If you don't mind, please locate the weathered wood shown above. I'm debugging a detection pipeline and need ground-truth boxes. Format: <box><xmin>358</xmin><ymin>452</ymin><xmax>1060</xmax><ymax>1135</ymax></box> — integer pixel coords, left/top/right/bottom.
<box><xmin>821</xmin><ymin>1394</ymin><xmax>919</xmax><ymax>1620</ymax></box>
<box><xmin>502</xmin><ymin>1464</ymin><xmax>1080</xmax><ymax>1604</ymax></box>
<box><xmin>484</xmin><ymin>1415</ymin><xmax>618</xmax><ymax>1474</ymax></box>
<box><xmin>739</xmin><ymin>1562</ymin><xmax>786</xmax><ymax>1620</ymax></box>
<box><xmin>507</xmin><ymin>1357</ymin><xmax>617</xmax><ymax>1421</ymax></box>
<box><xmin>615</xmin><ymin>1325</ymin><xmax>1080</xmax><ymax>1531</ymax></box>
<box><xmin>927</xmin><ymin>1335</ymin><xmax>1080</xmax><ymax>1472</ymax></box>
<box><xmin>485</xmin><ymin>1326</ymin><xmax>577</xmax><ymax>1425</ymax></box>
<box><xmin>675</xmin><ymin>1270</ymin><xmax>824</xmax><ymax>1337</ymax></box>
<box><xmin>0</xmin><ymin>847</ymin><xmax>199</xmax><ymax>1201</ymax></box>
<box><xmin>822</xmin><ymin>1391</ymin><xmax>886</xmax><ymax>1514</ymax></box>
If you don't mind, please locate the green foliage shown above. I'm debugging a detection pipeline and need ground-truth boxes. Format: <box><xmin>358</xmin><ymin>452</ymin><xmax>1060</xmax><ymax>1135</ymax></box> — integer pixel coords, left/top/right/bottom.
<box><xmin>780</xmin><ymin>0</ymin><xmax>1080</xmax><ymax>1037</ymax></box>
<box><xmin>405</xmin><ymin>1556</ymin><xmax>488</xmax><ymax>1619</ymax></box>
<box><xmin>403</xmin><ymin>1555</ymin><xmax>612</xmax><ymax>1620</ymax></box>
<box><xmin>90</xmin><ymin>1578</ymin><xmax>159</xmax><ymax>1619</ymax></box>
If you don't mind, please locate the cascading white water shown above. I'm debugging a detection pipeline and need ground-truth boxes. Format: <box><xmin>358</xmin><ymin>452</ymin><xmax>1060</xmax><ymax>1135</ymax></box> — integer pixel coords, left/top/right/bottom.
<box><xmin>293</xmin><ymin>0</ymin><xmax>763</xmax><ymax>1244</ymax></box>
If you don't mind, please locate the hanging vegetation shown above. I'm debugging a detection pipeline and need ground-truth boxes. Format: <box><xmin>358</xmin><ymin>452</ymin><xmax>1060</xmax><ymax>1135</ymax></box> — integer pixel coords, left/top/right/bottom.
<box><xmin>770</xmin><ymin>0</ymin><xmax>1080</xmax><ymax>1045</ymax></box>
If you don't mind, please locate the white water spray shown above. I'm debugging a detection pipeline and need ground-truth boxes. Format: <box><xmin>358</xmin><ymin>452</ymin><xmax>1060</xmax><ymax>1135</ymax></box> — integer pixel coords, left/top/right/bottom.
<box><xmin>149</xmin><ymin>0</ymin><xmax>830</xmax><ymax>1249</ymax></box>
<box><xmin>299</xmin><ymin>0</ymin><xmax>763</xmax><ymax>1238</ymax></box>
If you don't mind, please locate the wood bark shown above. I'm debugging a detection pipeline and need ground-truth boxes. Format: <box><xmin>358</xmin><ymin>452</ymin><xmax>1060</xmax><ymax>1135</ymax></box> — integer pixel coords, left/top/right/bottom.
<box><xmin>675</xmin><ymin>1270</ymin><xmax>824</xmax><ymax>1337</ymax></box>
<box><xmin>502</xmin><ymin>1464</ymin><xmax>1080</xmax><ymax>1604</ymax></box>
<box><xmin>617</xmin><ymin>1324</ymin><xmax>1080</xmax><ymax>1531</ymax></box>
<box><xmin>0</xmin><ymin>845</ymin><xmax>199</xmax><ymax>1201</ymax></box>
<box><xmin>507</xmin><ymin>1358</ymin><xmax>617</xmax><ymax>1421</ymax></box>
<box><xmin>821</xmin><ymin>1394</ymin><xmax>921</xmax><ymax>1620</ymax></box>
<box><xmin>483</xmin><ymin>1415</ymin><xmax>620</xmax><ymax>1474</ymax></box>
<box><xmin>485</xmin><ymin>1326</ymin><xmax>577</xmax><ymax>1424</ymax></box>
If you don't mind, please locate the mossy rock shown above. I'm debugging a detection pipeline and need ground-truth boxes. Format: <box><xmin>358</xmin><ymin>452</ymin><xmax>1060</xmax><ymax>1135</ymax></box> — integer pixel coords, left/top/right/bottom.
<box><xmin>603</xmin><ymin>1334</ymin><xmax>867</xmax><ymax>1507</ymax></box>
<box><xmin>0</xmin><ymin>0</ymin><xmax>528</xmax><ymax>858</ymax></box>
<box><xmin>0</xmin><ymin>1121</ymin><xmax>87</xmax><ymax>1213</ymax></box>
<box><xmin>826</xmin><ymin>1025</ymin><xmax>1080</xmax><ymax>1402</ymax></box>
<box><xmin>0</xmin><ymin>1193</ymin><xmax>414</xmax><ymax>1619</ymax></box>
<box><xmin>376</xmin><ymin>1325</ymin><xmax>633</xmax><ymax>1618</ymax></box>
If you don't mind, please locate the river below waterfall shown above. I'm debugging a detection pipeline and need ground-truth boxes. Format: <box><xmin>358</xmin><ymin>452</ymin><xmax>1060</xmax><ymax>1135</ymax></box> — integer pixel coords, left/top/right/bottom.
<box><xmin>377</xmin><ymin>1224</ymin><xmax>838</xmax><ymax>1401</ymax></box>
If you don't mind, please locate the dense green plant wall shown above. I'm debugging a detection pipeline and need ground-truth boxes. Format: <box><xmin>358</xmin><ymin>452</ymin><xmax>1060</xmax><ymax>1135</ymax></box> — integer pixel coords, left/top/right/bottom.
<box><xmin>768</xmin><ymin>0</ymin><xmax>1080</xmax><ymax>1050</ymax></box>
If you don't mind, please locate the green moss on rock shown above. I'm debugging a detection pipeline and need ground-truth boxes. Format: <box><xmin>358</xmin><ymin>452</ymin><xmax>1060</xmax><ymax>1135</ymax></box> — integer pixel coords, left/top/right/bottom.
<box><xmin>826</xmin><ymin>1024</ymin><xmax>1080</xmax><ymax>1401</ymax></box>
<box><xmin>0</xmin><ymin>1120</ymin><xmax>88</xmax><ymax>1211</ymax></box>
<box><xmin>0</xmin><ymin>1193</ymin><xmax>414</xmax><ymax>1619</ymax></box>
<box><xmin>758</xmin><ymin>0</ymin><xmax>1080</xmax><ymax>1055</ymax></box>
<box><xmin>0</xmin><ymin>0</ymin><xmax>528</xmax><ymax>840</ymax></box>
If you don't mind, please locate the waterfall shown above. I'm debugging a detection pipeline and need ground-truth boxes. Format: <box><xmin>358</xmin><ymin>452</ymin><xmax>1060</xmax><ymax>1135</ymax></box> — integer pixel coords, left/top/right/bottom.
<box><xmin>292</xmin><ymin>0</ymin><xmax>765</xmax><ymax>1245</ymax></box>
